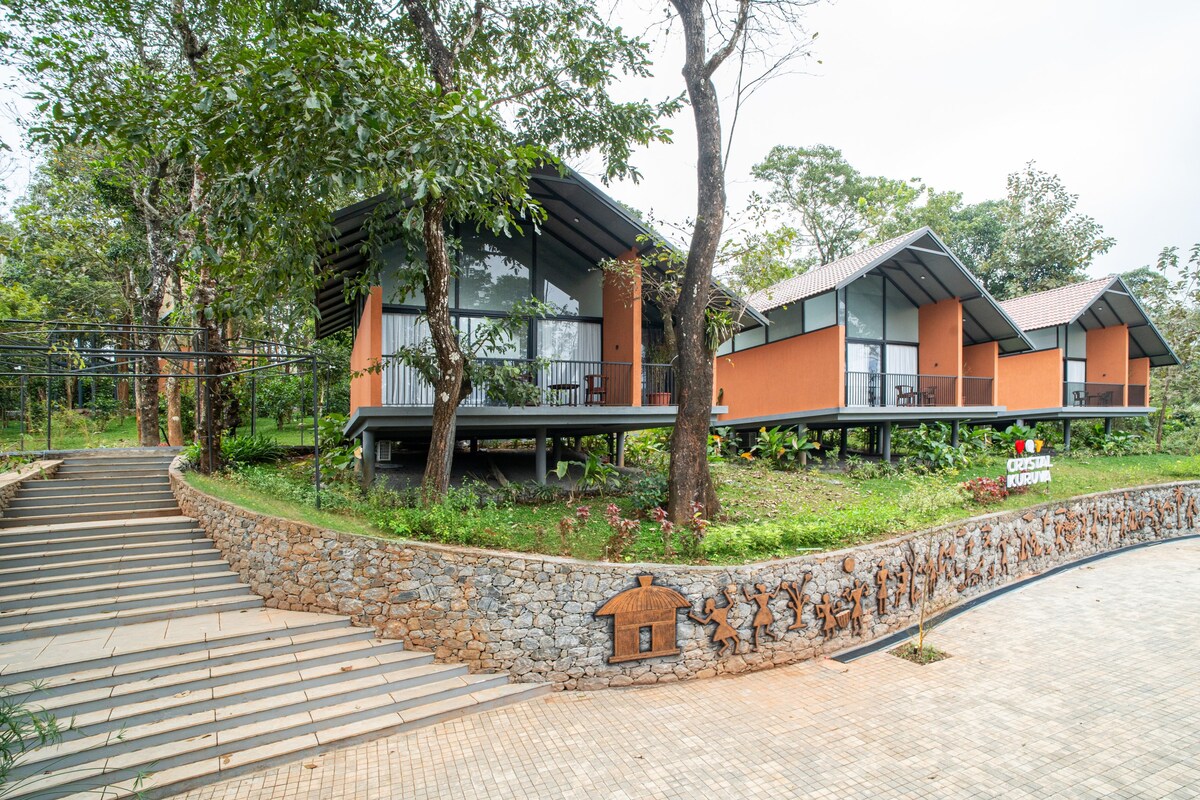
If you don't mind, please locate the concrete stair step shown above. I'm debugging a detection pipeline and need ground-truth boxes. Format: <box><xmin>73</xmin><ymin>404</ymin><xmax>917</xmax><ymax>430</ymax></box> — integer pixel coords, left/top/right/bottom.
<box><xmin>16</xmin><ymin>481</ymin><xmax>171</xmax><ymax>498</ymax></box>
<box><xmin>21</xmin><ymin>476</ymin><xmax>171</xmax><ymax>492</ymax></box>
<box><xmin>54</xmin><ymin>464</ymin><xmax>170</xmax><ymax>475</ymax></box>
<box><xmin>0</xmin><ymin>507</ymin><xmax>180</xmax><ymax>528</ymax></box>
<box><xmin>5</xmin><ymin>624</ymin><xmax>374</xmax><ymax>697</ymax></box>
<box><xmin>0</xmin><ymin>570</ymin><xmax>240</xmax><ymax>611</ymax></box>
<box><xmin>0</xmin><ymin>618</ymin><xmax>353</xmax><ymax>685</ymax></box>
<box><xmin>6</xmin><ymin>491</ymin><xmax>176</xmax><ymax>509</ymax></box>
<box><xmin>0</xmin><ymin>581</ymin><xmax>253</xmax><ymax>625</ymax></box>
<box><xmin>0</xmin><ymin>536</ymin><xmax>215</xmax><ymax>568</ymax></box>
<box><xmin>0</xmin><ymin>527</ymin><xmax>203</xmax><ymax>555</ymax></box>
<box><xmin>58</xmin><ymin>456</ymin><xmax>176</xmax><ymax>465</ymax></box>
<box><xmin>13</xmin><ymin>681</ymin><xmax>545</xmax><ymax>800</ymax></box>
<box><xmin>0</xmin><ymin>547</ymin><xmax>224</xmax><ymax>582</ymax></box>
<box><xmin>33</xmin><ymin>640</ymin><xmax>423</xmax><ymax>718</ymax></box>
<box><xmin>0</xmin><ymin>515</ymin><xmax>198</xmax><ymax>541</ymax></box>
<box><xmin>2</xmin><ymin>499</ymin><xmax>178</xmax><ymax>516</ymax></box>
<box><xmin>18</xmin><ymin>669</ymin><xmax>497</xmax><ymax>782</ymax></box>
<box><xmin>0</xmin><ymin>559</ymin><xmax>229</xmax><ymax>593</ymax></box>
<box><xmin>0</xmin><ymin>593</ymin><xmax>262</xmax><ymax>643</ymax></box>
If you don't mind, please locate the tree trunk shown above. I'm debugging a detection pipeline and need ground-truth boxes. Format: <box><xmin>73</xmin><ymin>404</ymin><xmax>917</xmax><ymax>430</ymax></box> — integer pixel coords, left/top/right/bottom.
<box><xmin>1155</xmin><ymin>370</ymin><xmax>1170</xmax><ymax>451</ymax></box>
<box><xmin>419</xmin><ymin>197</ymin><xmax>467</xmax><ymax>501</ymax></box>
<box><xmin>135</xmin><ymin>326</ymin><xmax>163</xmax><ymax>450</ymax></box>
<box><xmin>666</xmin><ymin>0</ymin><xmax>731</xmax><ymax>525</ymax></box>
<box><xmin>195</xmin><ymin>268</ymin><xmax>230</xmax><ymax>473</ymax></box>
<box><xmin>166</xmin><ymin>375</ymin><xmax>184</xmax><ymax>445</ymax></box>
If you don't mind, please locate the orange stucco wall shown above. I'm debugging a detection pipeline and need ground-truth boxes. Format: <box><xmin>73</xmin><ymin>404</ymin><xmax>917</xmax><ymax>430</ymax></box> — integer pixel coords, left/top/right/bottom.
<box><xmin>1128</xmin><ymin>357</ymin><xmax>1150</xmax><ymax>405</ymax></box>
<box><xmin>918</xmin><ymin>298</ymin><xmax>963</xmax><ymax>404</ymax></box>
<box><xmin>1086</xmin><ymin>324</ymin><xmax>1129</xmax><ymax>404</ymax></box>
<box><xmin>962</xmin><ymin>341</ymin><xmax>998</xmax><ymax>404</ymax></box>
<box><xmin>602</xmin><ymin>249</ymin><xmax>642</xmax><ymax>406</ymax></box>
<box><xmin>996</xmin><ymin>348</ymin><xmax>1064</xmax><ymax>411</ymax></box>
<box><xmin>714</xmin><ymin>325</ymin><xmax>845</xmax><ymax>421</ymax></box>
<box><xmin>349</xmin><ymin>287</ymin><xmax>382</xmax><ymax>415</ymax></box>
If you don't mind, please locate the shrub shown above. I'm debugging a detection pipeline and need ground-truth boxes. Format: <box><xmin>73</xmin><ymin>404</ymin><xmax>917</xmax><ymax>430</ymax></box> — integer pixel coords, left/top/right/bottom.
<box><xmin>602</xmin><ymin>503</ymin><xmax>639</xmax><ymax>561</ymax></box>
<box><xmin>960</xmin><ymin>476</ymin><xmax>1009</xmax><ymax>505</ymax></box>
<box><xmin>221</xmin><ymin>434</ymin><xmax>285</xmax><ymax>467</ymax></box>
<box><xmin>751</xmin><ymin>426</ymin><xmax>817</xmax><ymax>470</ymax></box>
<box><xmin>624</xmin><ymin>428</ymin><xmax>670</xmax><ymax>471</ymax></box>
<box><xmin>628</xmin><ymin>473</ymin><xmax>668</xmax><ymax>515</ymax></box>
<box><xmin>900</xmin><ymin>422</ymin><xmax>970</xmax><ymax>472</ymax></box>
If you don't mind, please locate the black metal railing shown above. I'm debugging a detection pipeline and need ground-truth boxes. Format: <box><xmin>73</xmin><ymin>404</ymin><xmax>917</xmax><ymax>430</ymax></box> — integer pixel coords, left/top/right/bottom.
<box><xmin>1128</xmin><ymin>384</ymin><xmax>1147</xmax><ymax>406</ymax></box>
<box><xmin>845</xmin><ymin>371</ymin><xmax>958</xmax><ymax>408</ymax></box>
<box><xmin>383</xmin><ymin>357</ymin><xmax>634</xmax><ymax>407</ymax></box>
<box><xmin>1064</xmin><ymin>382</ymin><xmax>1124</xmax><ymax>407</ymax></box>
<box><xmin>962</xmin><ymin>376</ymin><xmax>994</xmax><ymax>406</ymax></box>
<box><xmin>642</xmin><ymin>363</ymin><xmax>676</xmax><ymax>405</ymax></box>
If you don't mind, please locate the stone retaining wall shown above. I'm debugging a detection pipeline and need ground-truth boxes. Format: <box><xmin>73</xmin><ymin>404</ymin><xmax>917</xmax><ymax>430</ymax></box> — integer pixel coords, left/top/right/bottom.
<box><xmin>170</xmin><ymin>462</ymin><xmax>1199</xmax><ymax>690</ymax></box>
<box><xmin>0</xmin><ymin>460</ymin><xmax>61</xmax><ymax>518</ymax></box>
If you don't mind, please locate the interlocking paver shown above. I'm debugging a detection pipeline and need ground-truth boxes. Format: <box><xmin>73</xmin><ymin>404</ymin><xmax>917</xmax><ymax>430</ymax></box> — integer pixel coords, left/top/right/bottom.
<box><xmin>172</xmin><ymin>538</ymin><xmax>1200</xmax><ymax>800</ymax></box>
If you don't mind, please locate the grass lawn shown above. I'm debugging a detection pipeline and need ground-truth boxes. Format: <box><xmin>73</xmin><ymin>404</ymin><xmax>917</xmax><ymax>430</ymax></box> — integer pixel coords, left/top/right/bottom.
<box><xmin>185</xmin><ymin>452</ymin><xmax>1200</xmax><ymax>566</ymax></box>
<box><xmin>0</xmin><ymin>416</ymin><xmax>319</xmax><ymax>452</ymax></box>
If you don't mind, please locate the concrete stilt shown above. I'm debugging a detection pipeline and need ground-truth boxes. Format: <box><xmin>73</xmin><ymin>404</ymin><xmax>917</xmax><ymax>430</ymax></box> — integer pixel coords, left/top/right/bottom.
<box><xmin>1104</xmin><ymin>417</ymin><xmax>1113</xmax><ymax>436</ymax></box>
<box><xmin>535</xmin><ymin>427</ymin><xmax>547</xmax><ymax>485</ymax></box>
<box><xmin>360</xmin><ymin>430</ymin><xmax>375</xmax><ymax>489</ymax></box>
<box><xmin>798</xmin><ymin>424</ymin><xmax>808</xmax><ymax>467</ymax></box>
<box><xmin>616</xmin><ymin>431</ymin><xmax>626</xmax><ymax>467</ymax></box>
<box><xmin>882</xmin><ymin>421</ymin><xmax>892</xmax><ymax>463</ymax></box>
<box><xmin>1063</xmin><ymin>420</ymin><xmax>1072</xmax><ymax>452</ymax></box>
<box><xmin>839</xmin><ymin>427</ymin><xmax>848</xmax><ymax>462</ymax></box>
<box><xmin>470</xmin><ymin>439</ymin><xmax>478</xmax><ymax>453</ymax></box>
<box><xmin>951</xmin><ymin>420</ymin><xmax>961</xmax><ymax>448</ymax></box>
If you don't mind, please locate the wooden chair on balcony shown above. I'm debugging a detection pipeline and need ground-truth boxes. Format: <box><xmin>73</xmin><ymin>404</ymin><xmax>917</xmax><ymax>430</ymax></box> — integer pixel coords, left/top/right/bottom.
<box><xmin>584</xmin><ymin>373</ymin><xmax>608</xmax><ymax>406</ymax></box>
<box><xmin>1071</xmin><ymin>390</ymin><xmax>1086</xmax><ymax>406</ymax></box>
<box><xmin>895</xmin><ymin>385</ymin><xmax>920</xmax><ymax>406</ymax></box>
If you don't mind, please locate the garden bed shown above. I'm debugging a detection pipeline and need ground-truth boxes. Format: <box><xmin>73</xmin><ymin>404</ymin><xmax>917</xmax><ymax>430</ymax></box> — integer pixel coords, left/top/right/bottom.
<box><xmin>184</xmin><ymin>451</ymin><xmax>1200</xmax><ymax>565</ymax></box>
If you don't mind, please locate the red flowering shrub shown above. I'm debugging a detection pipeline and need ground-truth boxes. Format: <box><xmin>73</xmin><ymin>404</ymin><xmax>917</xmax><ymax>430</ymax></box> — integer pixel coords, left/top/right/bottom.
<box><xmin>960</xmin><ymin>476</ymin><xmax>1009</xmax><ymax>505</ymax></box>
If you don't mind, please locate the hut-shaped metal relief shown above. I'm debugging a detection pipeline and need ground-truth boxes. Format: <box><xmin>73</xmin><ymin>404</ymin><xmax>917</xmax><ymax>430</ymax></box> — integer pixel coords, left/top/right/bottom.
<box><xmin>595</xmin><ymin>574</ymin><xmax>690</xmax><ymax>664</ymax></box>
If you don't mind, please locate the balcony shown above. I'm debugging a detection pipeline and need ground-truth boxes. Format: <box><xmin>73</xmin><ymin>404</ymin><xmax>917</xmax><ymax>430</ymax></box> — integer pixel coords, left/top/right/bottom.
<box><xmin>642</xmin><ymin>362</ymin><xmax>676</xmax><ymax>406</ymax></box>
<box><xmin>383</xmin><ymin>358</ymin><xmax>635</xmax><ymax>407</ymax></box>
<box><xmin>846</xmin><ymin>371</ymin><xmax>958</xmax><ymax>408</ymax></box>
<box><xmin>1065</xmin><ymin>382</ymin><xmax>1124</xmax><ymax>407</ymax></box>
<box><xmin>962</xmin><ymin>376</ymin><xmax>994</xmax><ymax>407</ymax></box>
<box><xmin>1128</xmin><ymin>384</ymin><xmax>1147</xmax><ymax>406</ymax></box>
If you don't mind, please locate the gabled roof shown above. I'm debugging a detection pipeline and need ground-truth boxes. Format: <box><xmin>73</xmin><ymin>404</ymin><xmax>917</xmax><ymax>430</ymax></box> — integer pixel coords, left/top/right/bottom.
<box><xmin>314</xmin><ymin>163</ymin><xmax>767</xmax><ymax>338</ymax></box>
<box><xmin>998</xmin><ymin>277</ymin><xmax>1115</xmax><ymax>331</ymax></box>
<box><xmin>1000</xmin><ymin>276</ymin><xmax>1181</xmax><ymax>367</ymax></box>
<box><xmin>746</xmin><ymin>230</ymin><xmax>919</xmax><ymax>312</ymax></box>
<box><xmin>746</xmin><ymin>228</ymin><xmax>1034</xmax><ymax>354</ymax></box>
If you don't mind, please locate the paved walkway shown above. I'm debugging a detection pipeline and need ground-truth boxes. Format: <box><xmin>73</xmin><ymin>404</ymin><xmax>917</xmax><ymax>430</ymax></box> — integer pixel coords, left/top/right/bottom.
<box><xmin>175</xmin><ymin>538</ymin><xmax>1200</xmax><ymax>800</ymax></box>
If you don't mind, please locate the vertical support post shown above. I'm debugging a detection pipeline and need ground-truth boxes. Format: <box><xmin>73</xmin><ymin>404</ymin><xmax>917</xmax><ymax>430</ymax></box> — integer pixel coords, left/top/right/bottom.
<box><xmin>535</xmin><ymin>427</ymin><xmax>547</xmax><ymax>485</ymax></box>
<box><xmin>1063</xmin><ymin>420</ymin><xmax>1071</xmax><ymax>452</ymax></box>
<box><xmin>361</xmin><ymin>430</ymin><xmax>376</xmax><ymax>489</ymax></box>
<box><xmin>839</xmin><ymin>427</ymin><xmax>848</xmax><ymax>462</ymax></box>
<box><xmin>798</xmin><ymin>424</ymin><xmax>808</xmax><ymax>467</ymax></box>
<box><xmin>553</xmin><ymin>436</ymin><xmax>562</xmax><ymax>464</ymax></box>
<box><xmin>1104</xmin><ymin>417</ymin><xmax>1112</xmax><ymax>437</ymax></box>
<box><xmin>616</xmin><ymin>431</ymin><xmax>626</xmax><ymax>467</ymax></box>
<box><xmin>881</xmin><ymin>421</ymin><xmax>892</xmax><ymax>463</ymax></box>
<box><xmin>951</xmin><ymin>420</ymin><xmax>961</xmax><ymax>448</ymax></box>
<box><xmin>45</xmin><ymin>352</ymin><xmax>52</xmax><ymax>452</ymax></box>
<box><xmin>312</xmin><ymin>355</ymin><xmax>321</xmax><ymax>510</ymax></box>
<box><xmin>250</xmin><ymin>343</ymin><xmax>257</xmax><ymax>436</ymax></box>
<box><xmin>470</xmin><ymin>438</ymin><xmax>478</xmax><ymax>453</ymax></box>
<box><xmin>19</xmin><ymin>374</ymin><xmax>27</xmax><ymax>452</ymax></box>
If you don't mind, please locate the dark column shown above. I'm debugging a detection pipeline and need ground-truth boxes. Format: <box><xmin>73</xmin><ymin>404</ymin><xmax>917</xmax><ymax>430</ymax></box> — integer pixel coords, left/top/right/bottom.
<box><xmin>1104</xmin><ymin>417</ymin><xmax>1113</xmax><ymax>436</ymax></box>
<box><xmin>951</xmin><ymin>420</ymin><xmax>961</xmax><ymax>448</ymax></box>
<box><xmin>1063</xmin><ymin>420</ymin><xmax>1071</xmax><ymax>452</ymax></box>
<box><xmin>535</xmin><ymin>427</ymin><xmax>547</xmax><ymax>485</ymax></box>
<box><xmin>361</xmin><ymin>430</ymin><xmax>375</xmax><ymax>489</ymax></box>
<box><xmin>470</xmin><ymin>438</ymin><xmax>478</xmax><ymax>453</ymax></box>
<box><xmin>882</xmin><ymin>421</ymin><xmax>892</xmax><ymax>463</ymax></box>
<box><xmin>616</xmin><ymin>431</ymin><xmax>626</xmax><ymax>467</ymax></box>
<box><xmin>839</xmin><ymin>427</ymin><xmax>848</xmax><ymax>461</ymax></box>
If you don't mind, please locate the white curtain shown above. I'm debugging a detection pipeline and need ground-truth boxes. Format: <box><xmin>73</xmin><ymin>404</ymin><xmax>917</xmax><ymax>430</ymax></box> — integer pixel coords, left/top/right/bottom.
<box><xmin>382</xmin><ymin>313</ymin><xmax>433</xmax><ymax>405</ymax></box>
<box><xmin>886</xmin><ymin>344</ymin><xmax>918</xmax><ymax>377</ymax></box>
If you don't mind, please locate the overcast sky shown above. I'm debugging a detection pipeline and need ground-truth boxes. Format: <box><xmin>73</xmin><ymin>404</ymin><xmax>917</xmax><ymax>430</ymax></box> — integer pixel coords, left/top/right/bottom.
<box><xmin>1</xmin><ymin>0</ymin><xmax>1197</xmax><ymax>278</ymax></box>
<box><xmin>577</xmin><ymin>0</ymin><xmax>1200</xmax><ymax>278</ymax></box>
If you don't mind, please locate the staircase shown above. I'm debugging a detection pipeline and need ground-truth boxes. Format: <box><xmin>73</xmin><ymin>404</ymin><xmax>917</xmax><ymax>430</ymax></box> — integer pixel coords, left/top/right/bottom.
<box><xmin>0</xmin><ymin>450</ymin><xmax>545</xmax><ymax>800</ymax></box>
